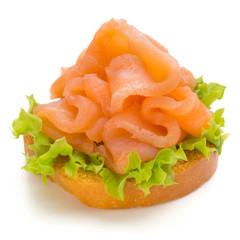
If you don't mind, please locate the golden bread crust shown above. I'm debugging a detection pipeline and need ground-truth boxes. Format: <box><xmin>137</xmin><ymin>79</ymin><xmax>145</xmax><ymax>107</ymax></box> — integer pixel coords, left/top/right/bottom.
<box><xmin>23</xmin><ymin>134</ymin><xmax>218</xmax><ymax>209</ymax></box>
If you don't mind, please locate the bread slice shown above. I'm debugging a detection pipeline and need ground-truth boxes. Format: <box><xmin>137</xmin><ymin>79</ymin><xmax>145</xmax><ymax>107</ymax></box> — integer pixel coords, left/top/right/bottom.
<box><xmin>23</xmin><ymin>134</ymin><xmax>218</xmax><ymax>209</ymax></box>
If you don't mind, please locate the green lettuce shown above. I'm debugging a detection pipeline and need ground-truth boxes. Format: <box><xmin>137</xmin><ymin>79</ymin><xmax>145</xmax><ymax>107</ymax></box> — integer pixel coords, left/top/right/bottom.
<box><xmin>27</xmin><ymin>132</ymin><xmax>53</xmax><ymax>157</ymax></box>
<box><xmin>23</xmin><ymin>138</ymin><xmax>70</xmax><ymax>184</ymax></box>
<box><xmin>181</xmin><ymin>137</ymin><xmax>216</xmax><ymax>160</ymax></box>
<box><xmin>194</xmin><ymin>77</ymin><xmax>226</xmax><ymax>108</ymax></box>
<box><xmin>12</xmin><ymin>108</ymin><xmax>42</xmax><ymax>138</ymax></box>
<box><xmin>100</xmin><ymin>148</ymin><xmax>186</xmax><ymax>200</ymax></box>
<box><xmin>64</xmin><ymin>151</ymin><xmax>105</xmax><ymax>178</ymax></box>
<box><xmin>26</xmin><ymin>94</ymin><xmax>38</xmax><ymax>113</ymax></box>
<box><xmin>12</xmin><ymin>77</ymin><xmax>228</xmax><ymax>201</ymax></box>
<box><xmin>22</xmin><ymin>132</ymin><xmax>105</xmax><ymax>183</ymax></box>
<box><xmin>12</xmin><ymin>95</ymin><xmax>41</xmax><ymax>138</ymax></box>
<box><xmin>180</xmin><ymin>108</ymin><xmax>228</xmax><ymax>157</ymax></box>
<box><xmin>202</xmin><ymin>108</ymin><xmax>229</xmax><ymax>154</ymax></box>
<box><xmin>100</xmin><ymin>169</ymin><xmax>127</xmax><ymax>201</ymax></box>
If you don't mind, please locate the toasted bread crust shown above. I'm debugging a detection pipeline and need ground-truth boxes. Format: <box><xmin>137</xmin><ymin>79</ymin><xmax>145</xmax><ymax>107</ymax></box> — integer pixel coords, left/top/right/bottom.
<box><xmin>23</xmin><ymin>134</ymin><xmax>218</xmax><ymax>209</ymax></box>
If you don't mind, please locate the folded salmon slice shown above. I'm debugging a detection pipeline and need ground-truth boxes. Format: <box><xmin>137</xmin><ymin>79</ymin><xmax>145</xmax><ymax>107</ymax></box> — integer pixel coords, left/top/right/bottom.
<box><xmin>50</xmin><ymin>19</ymin><xmax>181</xmax><ymax>99</ymax></box>
<box><xmin>34</xmin><ymin>97</ymin><xmax>102</xmax><ymax>134</ymax></box>
<box><xmin>102</xmin><ymin>104</ymin><xmax>181</xmax><ymax>173</ymax></box>
<box><xmin>35</xmin><ymin>74</ymin><xmax>108</xmax><ymax>145</ymax></box>
<box><xmin>178</xmin><ymin>67</ymin><xmax>197</xmax><ymax>90</ymax></box>
<box><xmin>141</xmin><ymin>86</ymin><xmax>212</xmax><ymax>136</ymax></box>
<box><xmin>144</xmin><ymin>34</ymin><xmax>169</xmax><ymax>54</ymax></box>
<box><xmin>40</xmin><ymin>118</ymin><xmax>94</xmax><ymax>154</ymax></box>
<box><xmin>51</xmin><ymin>65</ymin><xmax>82</xmax><ymax>99</ymax></box>
<box><xmin>85</xmin><ymin>117</ymin><xmax>108</xmax><ymax>143</ymax></box>
<box><xmin>63</xmin><ymin>74</ymin><xmax>111</xmax><ymax>117</ymax></box>
<box><xmin>76</xmin><ymin>48</ymin><xmax>87</xmax><ymax>65</ymax></box>
<box><xmin>106</xmin><ymin>54</ymin><xmax>181</xmax><ymax>114</ymax></box>
<box><xmin>83</xmin><ymin>74</ymin><xmax>111</xmax><ymax>117</ymax></box>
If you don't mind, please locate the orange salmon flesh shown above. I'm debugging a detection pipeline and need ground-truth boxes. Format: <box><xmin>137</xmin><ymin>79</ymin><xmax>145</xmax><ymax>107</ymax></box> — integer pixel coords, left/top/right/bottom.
<box><xmin>34</xmin><ymin>19</ymin><xmax>211</xmax><ymax>174</ymax></box>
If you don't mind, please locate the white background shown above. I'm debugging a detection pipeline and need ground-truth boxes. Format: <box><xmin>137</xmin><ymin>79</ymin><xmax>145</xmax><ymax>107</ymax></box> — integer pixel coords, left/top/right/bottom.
<box><xmin>1</xmin><ymin>0</ymin><xmax>239</xmax><ymax>239</ymax></box>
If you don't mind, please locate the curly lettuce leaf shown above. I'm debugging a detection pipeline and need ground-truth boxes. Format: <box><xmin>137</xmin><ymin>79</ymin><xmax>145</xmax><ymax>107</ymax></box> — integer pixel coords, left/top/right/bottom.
<box><xmin>194</xmin><ymin>77</ymin><xmax>226</xmax><ymax>108</ymax></box>
<box><xmin>181</xmin><ymin>136</ymin><xmax>216</xmax><ymax>160</ymax></box>
<box><xmin>100</xmin><ymin>148</ymin><xmax>184</xmax><ymax>200</ymax></box>
<box><xmin>25</xmin><ymin>134</ymin><xmax>106</xmax><ymax>181</ymax></box>
<box><xmin>27</xmin><ymin>132</ymin><xmax>53</xmax><ymax>157</ymax></box>
<box><xmin>65</xmin><ymin>151</ymin><xmax>105</xmax><ymax>178</ymax></box>
<box><xmin>133</xmin><ymin>149</ymin><xmax>178</xmax><ymax>195</ymax></box>
<box><xmin>12</xmin><ymin>108</ymin><xmax>42</xmax><ymax>138</ymax></box>
<box><xmin>100</xmin><ymin>169</ymin><xmax>127</xmax><ymax>201</ymax></box>
<box><xmin>86</xmin><ymin>153</ymin><xmax>105</xmax><ymax>173</ymax></box>
<box><xmin>26</xmin><ymin>94</ymin><xmax>38</xmax><ymax>113</ymax></box>
<box><xmin>180</xmin><ymin>107</ymin><xmax>228</xmax><ymax>157</ymax></box>
<box><xmin>203</xmin><ymin>108</ymin><xmax>229</xmax><ymax>154</ymax></box>
<box><xmin>23</xmin><ymin>154</ymin><xmax>55</xmax><ymax>185</ymax></box>
<box><xmin>125</xmin><ymin>151</ymin><xmax>155</xmax><ymax>186</ymax></box>
<box><xmin>64</xmin><ymin>156</ymin><xmax>80</xmax><ymax>179</ymax></box>
<box><xmin>173</xmin><ymin>143</ymin><xmax>187</xmax><ymax>161</ymax></box>
<box><xmin>24</xmin><ymin>137</ymin><xmax>73</xmax><ymax>184</ymax></box>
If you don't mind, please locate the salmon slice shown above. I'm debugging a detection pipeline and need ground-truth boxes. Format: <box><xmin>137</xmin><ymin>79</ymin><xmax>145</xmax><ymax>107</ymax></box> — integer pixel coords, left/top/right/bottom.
<box><xmin>106</xmin><ymin>54</ymin><xmax>179</xmax><ymax>114</ymax></box>
<box><xmin>61</xmin><ymin>66</ymin><xmax>74</xmax><ymax>75</ymax></box>
<box><xmin>35</xmin><ymin>74</ymin><xmax>107</xmax><ymax>144</ymax></box>
<box><xmin>50</xmin><ymin>19</ymin><xmax>180</xmax><ymax>99</ymax></box>
<box><xmin>63</xmin><ymin>77</ymin><xmax>85</xmax><ymax>97</ymax></box>
<box><xmin>102</xmin><ymin>103</ymin><xmax>181</xmax><ymax>173</ymax></box>
<box><xmin>51</xmin><ymin>65</ymin><xmax>82</xmax><ymax>99</ymax></box>
<box><xmin>76</xmin><ymin>48</ymin><xmax>87</xmax><ymax>65</ymax></box>
<box><xmin>85</xmin><ymin>117</ymin><xmax>108</xmax><ymax>143</ymax></box>
<box><xmin>144</xmin><ymin>34</ymin><xmax>169</xmax><ymax>53</ymax></box>
<box><xmin>141</xmin><ymin>86</ymin><xmax>211</xmax><ymax>136</ymax></box>
<box><xmin>41</xmin><ymin>118</ymin><xmax>94</xmax><ymax>154</ymax></box>
<box><xmin>83</xmin><ymin>74</ymin><xmax>111</xmax><ymax>117</ymax></box>
<box><xmin>34</xmin><ymin>97</ymin><xmax>102</xmax><ymax>134</ymax></box>
<box><xmin>178</xmin><ymin>67</ymin><xmax>197</xmax><ymax>90</ymax></box>
<box><xmin>141</xmin><ymin>86</ymin><xmax>197</xmax><ymax>117</ymax></box>
<box><xmin>103</xmin><ymin>103</ymin><xmax>181</xmax><ymax>148</ymax></box>
<box><xmin>172</xmin><ymin>101</ymin><xmax>211</xmax><ymax>136</ymax></box>
<box><xmin>63</xmin><ymin>74</ymin><xmax>111</xmax><ymax>117</ymax></box>
<box><xmin>168</xmin><ymin>86</ymin><xmax>211</xmax><ymax>136</ymax></box>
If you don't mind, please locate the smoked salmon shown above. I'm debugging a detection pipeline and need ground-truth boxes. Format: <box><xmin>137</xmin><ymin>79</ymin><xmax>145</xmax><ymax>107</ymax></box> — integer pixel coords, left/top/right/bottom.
<box><xmin>33</xmin><ymin>18</ymin><xmax>212</xmax><ymax>174</ymax></box>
